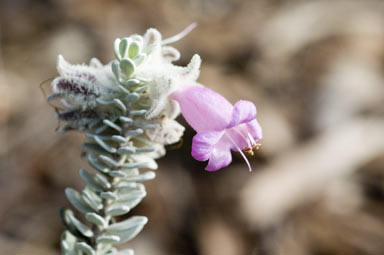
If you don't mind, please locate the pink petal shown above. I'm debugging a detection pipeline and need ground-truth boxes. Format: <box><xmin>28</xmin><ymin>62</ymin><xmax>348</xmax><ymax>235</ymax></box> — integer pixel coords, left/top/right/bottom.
<box><xmin>246</xmin><ymin>119</ymin><xmax>263</xmax><ymax>140</ymax></box>
<box><xmin>227</xmin><ymin>100</ymin><xmax>257</xmax><ymax>128</ymax></box>
<box><xmin>205</xmin><ymin>143</ymin><xmax>232</xmax><ymax>171</ymax></box>
<box><xmin>192</xmin><ymin>131</ymin><xmax>224</xmax><ymax>161</ymax></box>
<box><xmin>171</xmin><ymin>86</ymin><xmax>233</xmax><ymax>132</ymax></box>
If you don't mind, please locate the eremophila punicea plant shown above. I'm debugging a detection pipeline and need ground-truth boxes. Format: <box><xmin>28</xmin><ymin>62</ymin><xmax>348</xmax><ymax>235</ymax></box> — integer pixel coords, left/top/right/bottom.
<box><xmin>49</xmin><ymin>24</ymin><xmax>201</xmax><ymax>255</ymax></box>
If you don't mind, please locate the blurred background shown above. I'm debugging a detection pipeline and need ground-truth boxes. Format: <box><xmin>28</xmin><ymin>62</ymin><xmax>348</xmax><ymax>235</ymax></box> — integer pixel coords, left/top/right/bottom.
<box><xmin>1</xmin><ymin>0</ymin><xmax>384</xmax><ymax>254</ymax></box>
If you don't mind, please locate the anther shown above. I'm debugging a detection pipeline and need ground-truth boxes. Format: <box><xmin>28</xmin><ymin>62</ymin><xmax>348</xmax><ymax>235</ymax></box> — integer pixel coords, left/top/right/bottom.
<box><xmin>243</xmin><ymin>146</ymin><xmax>254</xmax><ymax>156</ymax></box>
<box><xmin>252</xmin><ymin>143</ymin><xmax>261</xmax><ymax>151</ymax></box>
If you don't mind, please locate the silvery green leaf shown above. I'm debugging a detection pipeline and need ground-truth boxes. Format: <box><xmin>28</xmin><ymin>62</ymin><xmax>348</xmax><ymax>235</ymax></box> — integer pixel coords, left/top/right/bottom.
<box><xmin>117</xmin><ymin>189</ymin><xmax>146</xmax><ymax>202</ymax></box>
<box><xmin>105</xmin><ymin>206</ymin><xmax>130</xmax><ymax>216</ymax></box>
<box><xmin>66</xmin><ymin>209</ymin><xmax>94</xmax><ymax>238</ymax></box>
<box><xmin>107</xmin><ymin>216</ymin><xmax>148</xmax><ymax>232</ymax></box>
<box><xmin>86</xmin><ymin>186</ymin><xmax>102</xmax><ymax>201</ymax></box>
<box><xmin>84</xmin><ymin>143</ymin><xmax>114</xmax><ymax>157</ymax></box>
<box><xmin>88</xmin><ymin>154</ymin><xmax>110</xmax><ymax>174</ymax></box>
<box><xmin>118</xmin><ymin>84</ymin><xmax>130</xmax><ymax>94</ymax></box>
<box><xmin>60</xmin><ymin>209</ymin><xmax>84</xmax><ymax>240</ymax></box>
<box><xmin>103</xmin><ymin>119</ymin><xmax>122</xmax><ymax>132</ymax></box>
<box><xmin>62</xmin><ymin>230</ymin><xmax>77</xmax><ymax>246</ymax></box>
<box><xmin>60</xmin><ymin>209</ymin><xmax>93</xmax><ymax>243</ymax></box>
<box><xmin>135</xmin><ymin>124</ymin><xmax>160</xmax><ymax>130</ymax></box>
<box><xmin>96</xmin><ymin>235</ymin><xmax>121</xmax><ymax>244</ymax></box>
<box><xmin>105</xmin><ymin>216</ymin><xmax>148</xmax><ymax>244</ymax></box>
<box><xmin>100</xmin><ymin>191</ymin><xmax>118</xmax><ymax>201</ymax></box>
<box><xmin>121</xmin><ymin>162</ymin><xmax>149</xmax><ymax>169</ymax></box>
<box><xmin>85</xmin><ymin>133</ymin><xmax>112</xmax><ymax>141</ymax></box>
<box><xmin>131</xmin><ymin>34</ymin><xmax>143</xmax><ymax>44</ymax></box>
<box><xmin>125</xmin><ymin>79</ymin><xmax>141</xmax><ymax>87</ymax></box>
<box><xmin>85</xmin><ymin>213</ymin><xmax>107</xmax><ymax>228</ymax></box>
<box><xmin>125</xmin><ymin>93</ymin><xmax>140</xmax><ymax>102</ymax></box>
<box><xmin>95</xmin><ymin>174</ymin><xmax>111</xmax><ymax>189</ymax></box>
<box><xmin>61</xmin><ymin>239</ymin><xmax>71</xmax><ymax>254</ymax></box>
<box><xmin>109</xmin><ymin>170</ymin><xmax>127</xmax><ymax>178</ymax></box>
<box><xmin>117</xmin><ymin>146</ymin><xmax>136</xmax><ymax>155</ymax></box>
<box><xmin>88</xmin><ymin>120</ymin><xmax>102</xmax><ymax>130</ymax></box>
<box><xmin>113</xmin><ymin>39</ymin><xmax>121</xmax><ymax>60</ymax></box>
<box><xmin>129</xmin><ymin>110</ymin><xmax>147</xmax><ymax>116</ymax></box>
<box><xmin>62</xmin><ymin>245</ymin><xmax>77</xmax><ymax>255</ymax></box>
<box><xmin>116</xmin><ymin>183</ymin><xmax>144</xmax><ymax>193</ymax></box>
<box><xmin>61</xmin><ymin>231</ymin><xmax>77</xmax><ymax>253</ymax></box>
<box><xmin>133</xmin><ymin>53</ymin><xmax>146</xmax><ymax>66</ymax></box>
<box><xmin>95</xmin><ymin>124</ymin><xmax>108</xmax><ymax>134</ymax></box>
<box><xmin>117</xmin><ymin>249</ymin><xmax>134</xmax><ymax>255</ymax></box>
<box><xmin>135</xmin><ymin>86</ymin><xmax>148</xmax><ymax>94</ymax></box>
<box><xmin>75</xmin><ymin>242</ymin><xmax>95</xmax><ymax>255</ymax></box>
<box><xmin>65</xmin><ymin>188</ymin><xmax>94</xmax><ymax>214</ymax></box>
<box><xmin>135</xmin><ymin>146</ymin><xmax>155</xmax><ymax>153</ymax></box>
<box><xmin>111</xmin><ymin>61</ymin><xmax>120</xmax><ymax>81</ymax></box>
<box><xmin>119</xmin><ymin>38</ymin><xmax>130</xmax><ymax>59</ymax></box>
<box><xmin>119</xmin><ymin>116</ymin><xmax>133</xmax><ymax>124</ymax></box>
<box><xmin>79</xmin><ymin>169</ymin><xmax>103</xmax><ymax>192</ymax></box>
<box><xmin>130</xmin><ymin>155</ymin><xmax>158</xmax><ymax>170</ymax></box>
<box><xmin>115</xmin><ymin>182</ymin><xmax>138</xmax><ymax>191</ymax></box>
<box><xmin>124</xmin><ymin>171</ymin><xmax>156</xmax><ymax>182</ymax></box>
<box><xmin>145</xmin><ymin>159</ymin><xmax>158</xmax><ymax>170</ymax></box>
<box><xmin>128</xmin><ymin>41</ymin><xmax>141</xmax><ymax>59</ymax></box>
<box><xmin>94</xmin><ymin>136</ymin><xmax>117</xmax><ymax>154</ymax></box>
<box><xmin>81</xmin><ymin>195</ymin><xmax>101</xmax><ymax>212</ymax></box>
<box><xmin>122</xmin><ymin>168</ymin><xmax>139</xmax><ymax>177</ymax></box>
<box><xmin>82</xmin><ymin>188</ymin><xmax>103</xmax><ymax>211</ymax></box>
<box><xmin>99</xmin><ymin>155</ymin><xmax>119</xmax><ymax>168</ymax></box>
<box><xmin>131</xmin><ymin>136</ymin><xmax>151</xmax><ymax>146</ymax></box>
<box><xmin>113</xmin><ymin>187</ymin><xmax>145</xmax><ymax>208</ymax></box>
<box><xmin>112</xmin><ymin>198</ymin><xmax>143</xmax><ymax>211</ymax></box>
<box><xmin>112</xmin><ymin>98</ymin><xmax>127</xmax><ymax>113</ymax></box>
<box><xmin>111</xmin><ymin>135</ymin><xmax>127</xmax><ymax>144</ymax></box>
<box><xmin>97</xmin><ymin>244</ymin><xmax>115</xmax><ymax>255</ymax></box>
<box><xmin>119</xmin><ymin>58</ymin><xmax>135</xmax><ymax>77</ymax></box>
<box><xmin>124</xmin><ymin>129</ymin><xmax>143</xmax><ymax>136</ymax></box>
<box><xmin>96</xmin><ymin>98</ymin><xmax>115</xmax><ymax>106</ymax></box>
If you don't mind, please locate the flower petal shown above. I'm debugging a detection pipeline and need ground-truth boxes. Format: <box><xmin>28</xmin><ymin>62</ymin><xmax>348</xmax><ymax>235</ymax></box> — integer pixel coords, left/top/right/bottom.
<box><xmin>192</xmin><ymin>131</ymin><xmax>224</xmax><ymax>161</ymax></box>
<box><xmin>205</xmin><ymin>143</ymin><xmax>232</xmax><ymax>171</ymax></box>
<box><xmin>246</xmin><ymin>119</ymin><xmax>263</xmax><ymax>140</ymax></box>
<box><xmin>171</xmin><ymin>86</ymin><xmax>233</xmax><ymax>132</ymax></box>
<box><xmin>227</xmin><ymin>100</ymin><xmax>257</xmax><ymax>128</ymax></box>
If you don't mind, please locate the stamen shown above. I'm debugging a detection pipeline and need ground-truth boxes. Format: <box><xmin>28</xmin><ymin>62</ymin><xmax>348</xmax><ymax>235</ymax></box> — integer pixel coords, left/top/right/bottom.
<box><xmin>225</xmin><ymin>133</ymin><xmax>253</xmax><ymax>172</ymax></box>
<box><xmin>162</xmin><ymin>23</ymin><xmax>197</xmax><ymax>45</ymax></box>
<box><xmin>243</xmin><ymin>146</ymin><xmax>254</xmax><ymax>156</ymax></box>
<box><xmin>247</xmin><ymin>132</ymin><xmax>257</xmax><ymax>146</ymax></box>
<box><xmin>252</xmin><ymin>143</ymin><xmax>261</xmax><ymax>150</ymax></box>
<box><xmin>233</xmin><ymin>128</ymin><xmax>253</xmax><ymax>148</ymax></box>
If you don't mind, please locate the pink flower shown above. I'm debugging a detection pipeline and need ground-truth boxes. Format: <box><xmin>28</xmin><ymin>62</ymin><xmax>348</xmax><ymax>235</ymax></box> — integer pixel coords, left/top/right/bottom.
<box><xmin>171</xmin><ymin>86</ymin><xmax>262</xmax><ymax>171</ymax></box>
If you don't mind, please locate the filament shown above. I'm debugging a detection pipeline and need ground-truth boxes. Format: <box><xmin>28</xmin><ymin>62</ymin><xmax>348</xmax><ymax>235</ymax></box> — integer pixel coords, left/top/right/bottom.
<box><xmin>225</xmin><ymin>132</ymin><xmax>252</xmax><ymax>172</ymax></box>
<box><xmin>247</xmin><ymin>132</ymin><xmax>257</xmax><ymax>146</ymax></box>
<box><xmin>233</xmin><ymin>128</ymin><xmax>253</xmax><ymax>149</ymax></box>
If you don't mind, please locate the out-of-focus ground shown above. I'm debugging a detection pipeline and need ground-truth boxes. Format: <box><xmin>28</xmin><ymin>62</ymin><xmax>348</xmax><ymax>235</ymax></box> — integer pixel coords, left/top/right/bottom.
<box><xmin>1</xmin><ymin>0</ymin><xmax>384</xmax><ymax>254</ymax></box>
